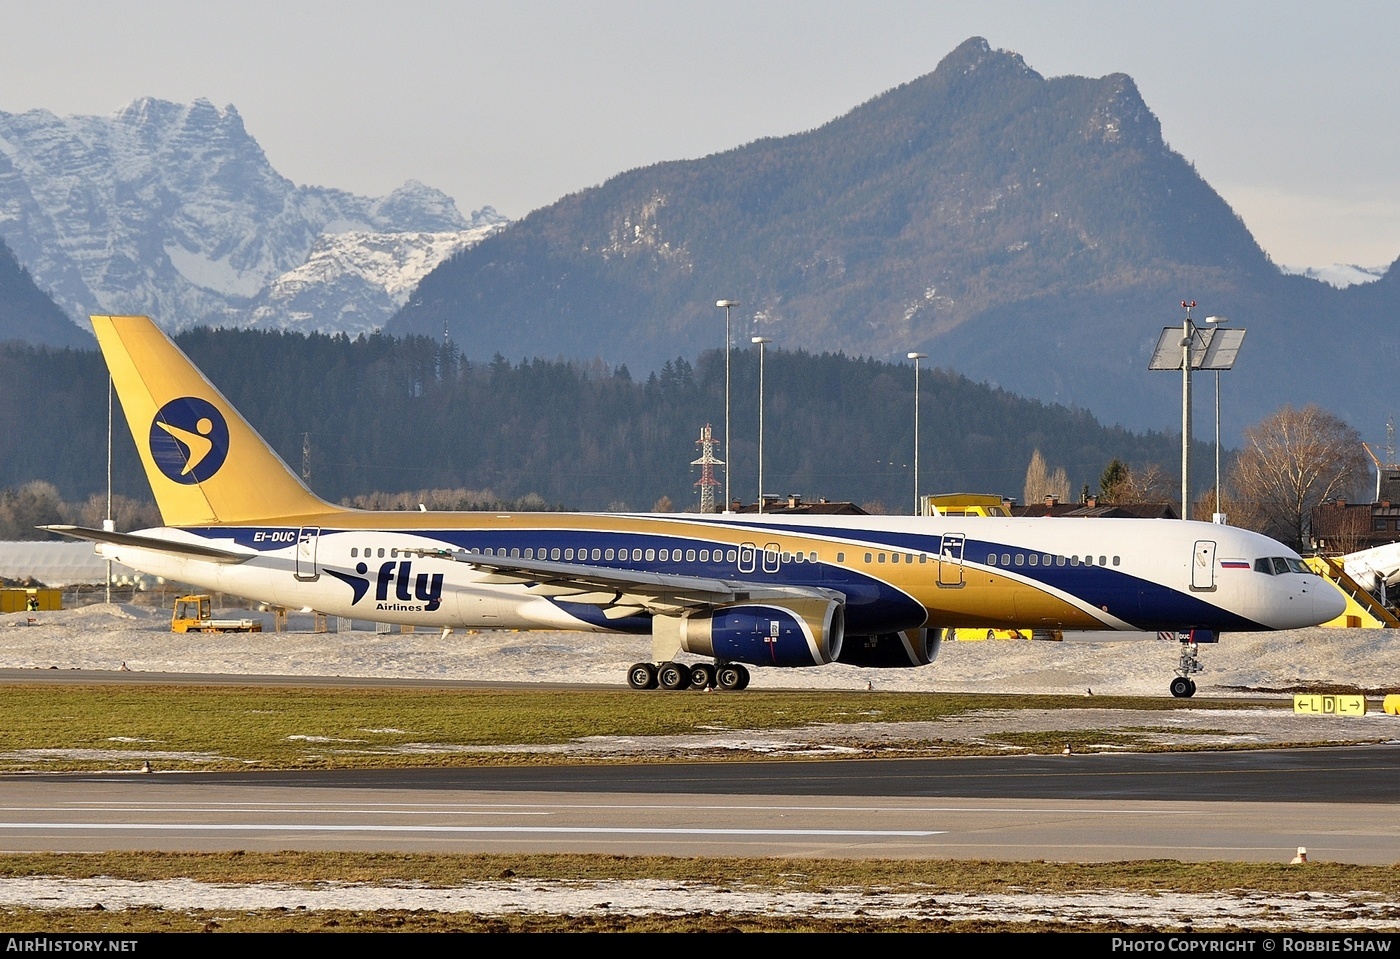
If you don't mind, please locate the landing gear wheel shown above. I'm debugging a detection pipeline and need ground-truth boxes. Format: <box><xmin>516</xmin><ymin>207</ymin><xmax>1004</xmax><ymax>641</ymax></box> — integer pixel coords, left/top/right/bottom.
<box><xmin>986</xmin><ymin>629</ymin><xmax>997</xmax><ymax>641</ymax></box>
<box><xmin>627</xmin><ymin>662</ymin><xmax>658</xmax><ymax>690</ymax></box>
<box><xmin>715</xmin><ymin>664</ymin><xmax>746</xmax><ymax>691</ymax></box>
<box><xmin>657</xmin><ymin>661</ymin><xmax>691</xmax><ymax>690</ymax></box>
<box><xmin>689</xmin><ymin>663</ymin><xmax>716</xmax><ymax>690</ymax></box>
<box><xmin>1170</xmin><ymin>676</ymin><xmax>1195</xmax><ymax>698</ymax></box>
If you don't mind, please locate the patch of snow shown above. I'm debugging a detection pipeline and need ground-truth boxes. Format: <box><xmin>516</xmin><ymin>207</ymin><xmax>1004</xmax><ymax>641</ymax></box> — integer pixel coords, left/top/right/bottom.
<box><xmin>1282</xmin><ymin>263</ymin><xmax>1388</xmax><ymax>289</ymax></box>
<box><xmin>163</xmin><ymin>242</ymin><xmax>269</xmax><ymax>297</ymax></box>
<box><xmin>0</xmin><ymin>877</ymin><xmax>1394</xmax><ymax>929</ymax></box>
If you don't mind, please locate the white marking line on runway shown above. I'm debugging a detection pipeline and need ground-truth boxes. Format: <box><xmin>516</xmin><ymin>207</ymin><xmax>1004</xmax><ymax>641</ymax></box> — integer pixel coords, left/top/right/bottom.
<box><xmin>22</xmin><ymin>801</ymin><xmax>1227</xmax><ymax>814</ymax></box>
<box><xmin>8</xmin><ymin>806</ymin><xmax>551</xmax><ymax>817</ymax></box>
<box><xmin>0</xmin><ymin>822</ymin><xmax>943</xmax><ymax>837</ymax></box>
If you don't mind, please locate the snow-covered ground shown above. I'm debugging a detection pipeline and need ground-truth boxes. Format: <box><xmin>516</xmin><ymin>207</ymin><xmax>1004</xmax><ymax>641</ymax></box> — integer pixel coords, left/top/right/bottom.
<box><xmin>5</xmin><ymin>601</ymin><xmax>1399</xmax><ymax>700</ymax></box>
<box><xmin>0</xmin><ymin>876</ymin><xmax>1394</xmax><ymax>932</ymax></box>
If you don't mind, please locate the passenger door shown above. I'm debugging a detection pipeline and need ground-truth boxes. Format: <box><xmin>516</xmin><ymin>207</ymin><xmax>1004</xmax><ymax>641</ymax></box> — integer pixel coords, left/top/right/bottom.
<box><xmin>938</xmin><ymin>533</ymin><xmax>965</xmax><ymax>587</ymax></box>
<box><xmin>1191</xmin><ymin>540</ymin><xmax>1216</xmax><ymax>591</ymax></box>
<box><xmin>295</xmin><ymin>527</ymin><xmax>320</xmax><ymax>581</ymax></box>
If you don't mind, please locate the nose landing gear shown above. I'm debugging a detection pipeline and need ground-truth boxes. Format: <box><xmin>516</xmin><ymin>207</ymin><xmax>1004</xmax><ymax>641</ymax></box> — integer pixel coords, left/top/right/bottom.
<box><xmin>1170</xmin><ymin>636</ymin><xmax>1205</xmax><ymax>698</ymax></box>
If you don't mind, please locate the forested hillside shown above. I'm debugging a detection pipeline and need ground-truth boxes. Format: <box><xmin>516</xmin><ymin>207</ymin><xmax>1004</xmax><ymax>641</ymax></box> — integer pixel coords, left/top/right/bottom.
<box><xmin>0</xmin><ymin>239</ymin><xmax>90</xmax><ymax>348</ymax></box>
<box><xmin>0</xmin><ymin>328</ymin><xmax>1208</xmax><ymax>525</ymax></box>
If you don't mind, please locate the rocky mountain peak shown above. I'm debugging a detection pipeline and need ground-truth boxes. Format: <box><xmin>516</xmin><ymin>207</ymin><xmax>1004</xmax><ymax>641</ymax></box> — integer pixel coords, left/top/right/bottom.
<box><xmin>1081</xmin><ymin>72</ymin><xmax>1161</xmax><ymax>146</ymax></box>
<box><xmin>0</xmin><ymin>98</ymin><xmax>501</xmax><ymax>338</ymax></box>
<box><xmin>936</xmin><ymin>35</ymin><xmax>1040</xmax><ymax>82</ymax></box>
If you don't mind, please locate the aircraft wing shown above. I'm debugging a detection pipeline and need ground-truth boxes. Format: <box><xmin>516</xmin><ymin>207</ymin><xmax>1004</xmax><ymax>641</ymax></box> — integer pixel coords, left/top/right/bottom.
<box><xmin>39</xmin><ymin>525</ymin><xmax>256</xmax><ymax>564</ymax></box>
<box><xmin>422</xmin><ymin>547</ymin><xmax>842</xmax><ymax>619</ymax></box>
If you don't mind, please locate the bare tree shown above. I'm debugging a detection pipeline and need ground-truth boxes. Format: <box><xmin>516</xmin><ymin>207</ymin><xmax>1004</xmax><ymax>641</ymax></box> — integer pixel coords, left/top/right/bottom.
<box><xmin>1228</xmin><ymin>404</ymin><xmax>1368</xmax><ymax>549</ymax></box>
<box><xmin>1121</xmin><ymin>463</ymin><xmax>1173</xmax><ymax>504</ymax></box>
<box><xmin>1022</xmin><ymin>449</ymin><xmax>1050</xmax><ymax>506</ymax></box>
<box><xmin>75</xmin><ymin>493</ymin><xmax>162</xmax><ymax>532</ymax></box>
<box><xmin>1023</xmin><ymin>450</ymin><xmax>1072</xmax><ymax>506</ymax></box>
<box><xmin>1190</xmin><ymin>485</ymin><xmax>1266</xmax><ymax>530</ymax></box>
<box><xmin>0</xmin><ymin>481</ymin><xmax>64</xmax><ymax>539</ymax></box>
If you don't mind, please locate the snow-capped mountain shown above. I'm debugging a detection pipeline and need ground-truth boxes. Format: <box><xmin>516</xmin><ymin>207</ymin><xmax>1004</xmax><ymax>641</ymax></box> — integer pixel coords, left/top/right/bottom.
<box><xmin>0</xmin><ymin>97</ymin><xmax>504</xmax><ymax>338</ymax></box>
<box><xmin>244</xmin><ymin>226</ymin><xmax>503</xmax><ymax>337</ymax></box>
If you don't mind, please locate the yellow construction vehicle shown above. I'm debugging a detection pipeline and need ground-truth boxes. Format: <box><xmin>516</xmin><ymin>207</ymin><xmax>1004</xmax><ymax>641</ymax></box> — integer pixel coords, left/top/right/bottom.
<box><xmin>951</xmin><ymin>628</ymin><xmax>1063</xmax><ymax>641</ymax></box>
<box><xmin>171</xmin><ymin>595</ymin><xmax>263</xmax><ymax>633</ymax></box>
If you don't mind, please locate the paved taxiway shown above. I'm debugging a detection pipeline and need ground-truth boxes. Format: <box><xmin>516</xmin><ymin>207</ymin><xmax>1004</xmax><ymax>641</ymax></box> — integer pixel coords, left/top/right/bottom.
<box><xmin>4</xmin><ymin>747</ymin><xmax>1397</xmax><ymax>862</ymax></box>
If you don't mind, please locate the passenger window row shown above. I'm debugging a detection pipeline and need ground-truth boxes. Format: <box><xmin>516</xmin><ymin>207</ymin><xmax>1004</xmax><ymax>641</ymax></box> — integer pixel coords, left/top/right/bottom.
<box><xmin>863</xmin><ymin>552</ymin><xmax>930</xmax><ymax>564</ymax></box>
<box><xmin>987</xmin><ymin>553</ymin><xmax>1121</xmax><ymax>568</ymax></box>
<box><xmin>348</xmin><ymin>544</ymin><xmax>836</xmax><ymax>567</ymax></box>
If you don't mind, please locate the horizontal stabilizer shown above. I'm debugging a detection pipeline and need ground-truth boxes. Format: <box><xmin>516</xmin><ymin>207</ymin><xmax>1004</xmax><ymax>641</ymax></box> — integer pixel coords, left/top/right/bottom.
<box><xmin>39</xmin><ymin>525</ymin><xmax>254</xmax><ymax>564</ymax></box>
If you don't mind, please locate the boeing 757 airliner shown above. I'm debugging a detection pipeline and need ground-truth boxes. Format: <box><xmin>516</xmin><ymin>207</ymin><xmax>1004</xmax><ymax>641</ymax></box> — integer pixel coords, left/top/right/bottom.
<box><xmin>48</xmin><ymin>315</ymin><xmax>1344</xmax><ymax>697</ymax></box>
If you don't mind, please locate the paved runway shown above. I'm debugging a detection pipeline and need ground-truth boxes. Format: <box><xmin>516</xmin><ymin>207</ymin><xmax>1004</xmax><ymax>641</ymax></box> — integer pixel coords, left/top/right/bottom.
<box><xmin>4</xmin><ymin>747</ymin><xmax>1397</xmax><ymax>862</ymax></box>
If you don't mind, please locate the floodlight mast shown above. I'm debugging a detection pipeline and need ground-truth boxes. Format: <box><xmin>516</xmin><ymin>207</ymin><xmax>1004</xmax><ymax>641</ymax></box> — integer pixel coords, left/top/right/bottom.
<box><xmin>1148</xmin><ymin>304</ymin><xmax>1245</xmax><ymax>523</ymax></box>
<box><xmin>1206</xmin><ymin>315</ymin><xmax>1229</xmax><ymax>521</ymax></box>
<box><xmin>1182</xmin><ymin>300</ymin><xmax>1195</xmax><ymax>520</ymax></box>
<box><xmin>908</xmin><ymin>352</ymin><xmax>927</xmax><ymax>515</ymax></box>
<box><xmin>716</xmin><ymin>300</ymin><xmax>739</xmax><ymax>513</ymax></box>
<box><xmin>752</xmin><ymin>335</ymin><xmax>771</xmax><ymax>513</ymax></box>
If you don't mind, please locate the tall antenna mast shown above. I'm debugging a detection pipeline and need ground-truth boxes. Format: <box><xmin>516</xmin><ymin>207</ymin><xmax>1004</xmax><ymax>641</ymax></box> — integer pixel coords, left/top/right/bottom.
<box><xmin>691</xmin><ymin>423</ymin><xmax>724</xmax><ymax>514</ymax></box>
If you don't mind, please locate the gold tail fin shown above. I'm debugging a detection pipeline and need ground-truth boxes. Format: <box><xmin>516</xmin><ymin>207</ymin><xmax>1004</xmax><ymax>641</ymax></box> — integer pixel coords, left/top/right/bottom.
<box><xmin>93</xmin><ymin>315</ymin><xmax>342</xmax><ymax>526</ymax></box>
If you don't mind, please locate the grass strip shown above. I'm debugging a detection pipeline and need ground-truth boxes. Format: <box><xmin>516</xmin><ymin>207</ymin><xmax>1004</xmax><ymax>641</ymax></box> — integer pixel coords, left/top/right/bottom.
<box><xmin>0</xmin><ymin>685</ymin><xmax>1261</xmax><ymax>771</ymax></box>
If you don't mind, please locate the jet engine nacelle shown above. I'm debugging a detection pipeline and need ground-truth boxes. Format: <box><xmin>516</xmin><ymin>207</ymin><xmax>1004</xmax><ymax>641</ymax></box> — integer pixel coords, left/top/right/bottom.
<box><xmin>674</xmin><ymin>598</ymin><xmax>844</xmax><ymax>667</ymax></box>
<box><xmin>835</xmin><ymin>627</ymin><xmax>943</xmax><ymax>668</ymax></box>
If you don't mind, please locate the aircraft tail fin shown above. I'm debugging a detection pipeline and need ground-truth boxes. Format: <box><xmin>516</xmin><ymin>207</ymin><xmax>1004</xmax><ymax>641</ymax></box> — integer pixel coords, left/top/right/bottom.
<box><xmin>92</xmin><ymin>315</ymin><xmax>343</xmax><ymax>527</ymax></box>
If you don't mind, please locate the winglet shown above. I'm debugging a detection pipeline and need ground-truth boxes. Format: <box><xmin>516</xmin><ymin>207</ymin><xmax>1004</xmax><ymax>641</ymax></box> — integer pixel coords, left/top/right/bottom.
<box><xmin>92</xmin><ymin>315</ymin><xmax>342</xmax><ymax>526</ymax></box>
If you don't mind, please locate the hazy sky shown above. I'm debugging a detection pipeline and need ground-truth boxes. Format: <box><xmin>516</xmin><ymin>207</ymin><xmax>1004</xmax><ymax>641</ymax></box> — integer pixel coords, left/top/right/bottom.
<box><xmin>4</xmin><ymin>0</ymin><xmax>1397</xmax><ymax>269</ymax></box>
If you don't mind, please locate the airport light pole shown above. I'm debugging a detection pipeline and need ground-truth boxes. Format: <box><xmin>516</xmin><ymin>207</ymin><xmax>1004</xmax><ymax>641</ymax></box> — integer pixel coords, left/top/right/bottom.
<box><xmin>105</xmin><ymin>376</ymin><xmax>113</xmax><ymax>604</ymax></box>
<box><xmin>1181</xmin><ymin>302</ymin><xmax>1195</xmax><ymax>520</ymax></box>
<box><xmin>1206</xmin><ymin>315</ymin><xmax>1230</xmax><ymax>522</ymax></box>
<box><xmin>752</xmin><ymin>336</ymin><xmax>771</xmax><ymax>513</ymax></box>
<box><xmin>716</xmin><ymin>299</ymin><xmax>739</xmax><ymax>513</ymax></box>
<box><xmin>908</xmin><ymin>352</ymin><xmax>927</xmax><ymax>516</ymax></box>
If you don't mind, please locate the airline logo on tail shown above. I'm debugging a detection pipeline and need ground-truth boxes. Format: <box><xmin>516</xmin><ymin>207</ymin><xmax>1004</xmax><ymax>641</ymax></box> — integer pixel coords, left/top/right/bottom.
<box><xmin>149</xmin><ymin>397</ymin><xmax>230</xmax><ymax>484</ymax></box>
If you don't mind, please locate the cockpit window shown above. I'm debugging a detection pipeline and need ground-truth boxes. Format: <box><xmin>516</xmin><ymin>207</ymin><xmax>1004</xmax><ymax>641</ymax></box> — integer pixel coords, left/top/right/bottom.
<box><xmin>1256</xmin><ymin>556</ymin><xmax>1310</xmax><ymax>575</ymax></box>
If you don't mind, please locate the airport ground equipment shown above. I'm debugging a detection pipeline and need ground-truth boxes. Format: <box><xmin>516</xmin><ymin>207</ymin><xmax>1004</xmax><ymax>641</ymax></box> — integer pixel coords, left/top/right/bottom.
<box><xmin>1302</xmin><ymin>556</ymin><xmax>1400</xmax><ymax>628</ymax></box>
<box><xmin>170</xmin><ymin>594</ymin><xmax>263</xmax><ymax>633</ymax></box>
<box><xmin>951</xmin><ymin>628</ymin><xmax>1063</xmax><ymax>641</ymax></box>
<box><xmin>0</xmin><ymin>588</ymin><xmax>61</xmax><ymax>613</ymax></box>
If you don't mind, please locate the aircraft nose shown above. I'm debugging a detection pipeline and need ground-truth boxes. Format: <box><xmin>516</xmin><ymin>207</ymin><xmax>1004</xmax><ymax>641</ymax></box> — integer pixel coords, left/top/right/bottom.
<box><xmin>1310</xmin><ymin>578</ymin><xmax>1347</xmax><ymax>626</ymax></box>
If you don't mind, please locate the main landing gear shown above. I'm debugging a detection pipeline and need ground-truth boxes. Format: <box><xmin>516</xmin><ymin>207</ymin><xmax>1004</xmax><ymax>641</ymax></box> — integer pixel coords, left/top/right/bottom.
<box><xmin>1170</xmin><ymin>639</ymin><xmax>1204</xmax><ymax>698</ymax></box>
<box><xmin>626</xmin><ymin>661</ymin><xmax>750</xmax><ymax>691</ymax></box>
